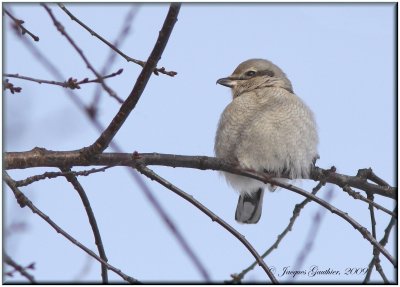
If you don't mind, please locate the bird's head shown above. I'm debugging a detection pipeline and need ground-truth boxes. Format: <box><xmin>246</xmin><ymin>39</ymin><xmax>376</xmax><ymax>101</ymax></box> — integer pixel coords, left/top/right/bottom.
<box><xmin>216</xmin><ymin>59</ymin><xmax>293</xmax><ymax>98</ymax></box>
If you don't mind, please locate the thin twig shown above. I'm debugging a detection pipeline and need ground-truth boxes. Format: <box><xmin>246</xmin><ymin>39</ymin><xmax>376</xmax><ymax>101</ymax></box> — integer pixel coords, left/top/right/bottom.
<box><xmin>3</xmin><ymin>79</ymin><xmax>22</xmax><ymax>94</ymax></box>
<box><xmin>90</xmin><ymin>6</ymin><xmax>139</xmax><ymax>116</ymax></box>
<box><xmin>4</xmin><ymin>8</ymin><xmax>39</xmax><ymax>41</ymax></box>
<box><xmin>60</xmin><ymin>167</ymin><xmax>109</xmax><ymax>283</ymax></box>
<box><xmin>58</xmin><ymin>3</ymin><xmax>176</xmax><ymax>77</ymax></box>
<box><xmin>4</xmin><ymin>69</ymin><xmax>123</xmax><ymax>90</ymax></box>
<box><xmin>363</xmin><ymin>205</ymin><xmax>397</xmax><ymax>283</ymax></box>
<box><xmin>41</xmin><ymin>4</ymin><xmax>124</xmax><ymax>104</ymax></box>
<box><xmin>373</xmin><ymin>248</ymin><xmax>390</xmax><ymax>283</ymax></box>
<box><xmin>15</xmin><ymin>166</ymin><xmax>112</xmax><ymax>187</ymax></box>
<box><xmin>229</xmin><ymin>181</ymin><xmax>325</xmax><ymax>283</ymax></box>
<box><xmin>14</xmin><ymin>32</ymin><xmax>87</xmax><ymax>110</ymax></box>
<box><xmin>4</xmin><ymin>171</ymin><xmax>140</xmax><ymax>284</ymax></box>
<box><xmin>267</xmin><ymin>181</ymin><xmax>395</xmax><ymax>266</ymax></box>
<box><xmin>14</xmin><ymin>23</ymin><xmax>113</xmax><ymax>129</ymax></box>
<box><xmin>136</xmin><ymin>164</ymin><xmax>278</xmax><ymax>283</ymax></box>
<box><xmin>368</xmin><ymin>193</ymin><xmax>377</xmax><ymax>239</ymax></box>
<box><xmin>82</xmin><ymin>3</ymin><xmax>181</xmax><ymax>156</ymax></box>
<box><xmin>126</xmin><ymin>165</ymin><xmax>211</xmax><ymax>281</ymax></box>
<box><xmin>342</xmin><ymin>185</ymin><xmax>396</xmax><ymax>217</ymax></box>
<box><xmin>290</xmin><ymin>186</ymin><xmax>334</xmax><ymax>279</ymax></box>
<box><xmin>367</xmin><ymin>192</ymin><xmax>389</xmax><ymax>283</ymax></box>
<box><xmin>4</xmin><ymin>253</ymin><xmax>36</xmax><ymax>283</ymax></box>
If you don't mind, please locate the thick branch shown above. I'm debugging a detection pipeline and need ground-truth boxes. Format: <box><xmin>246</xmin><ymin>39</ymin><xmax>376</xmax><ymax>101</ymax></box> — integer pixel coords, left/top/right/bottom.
<box><xmin>5</xmin><ymin>150</ymin><xmax>396</xmax><ymax>200</ymax></box>
<box><xmin>4</xmin><ymin>150</ymin><xmax>396</xmax><ymax>266</ymax></box>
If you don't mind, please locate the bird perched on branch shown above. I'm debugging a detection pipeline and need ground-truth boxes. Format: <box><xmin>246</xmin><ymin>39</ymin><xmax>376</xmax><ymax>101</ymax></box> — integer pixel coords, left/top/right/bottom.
<box><xmin>214</xmin><ymin>59</ymin><xmax>318</xmax><ymax>224</ymax></box>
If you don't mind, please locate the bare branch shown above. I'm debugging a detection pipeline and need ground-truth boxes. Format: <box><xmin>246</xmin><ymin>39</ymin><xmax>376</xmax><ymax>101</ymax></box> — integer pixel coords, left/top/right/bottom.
<box><xmin>4</xmin><ymin>171</ymin><xmax>140</xmax><ymax>284</ymax></box>
<box><xmin>4</xmin><ymin>253</ymin><xmax>36</xmax><ymax>283</ymax></box>
<box><xmin>4</xmin><ymin>8</ymin><xmax>39</xmax><ymax>41</ymax></box>
<box><xmin>136</xmin><ymin>164</ymin><xmax>277</xmax><ymax>283</ymax></box>
<box><xmin>366</xmin><ymin>193</ymin><xmax>390</xmax><ymax>283</ymax></box>
<box><xmin>5</xmin><ymin>151</ymin><xmax>396</xmax><ymax>200</ymax></box>
<box><xmin>357</xmin><ymin>168</ymin><xmax>391</xmax><ymax>187</ymax></box>
<box><xmin>229</xmin><ymin>181</ymin><xmax>325</xmax><ymax>283</ymax></box>
<box><xmin>4</xmin><ymin>69</ymin><xmax>123</xmax><ymax>90</ymax></box>
<box><xmin>14</xmin><ymin>33</ymin><xmax>88</xmax><ymax>111</ymax></box>
<box><xmin>5</xmin><ymin>150</ymin><xmax>395</xmax><ymax>266</ymax></box>
<box><xmin>292</xmin><ymin>187</ymin><xmax>334</xmax><ymax>274</ymax></box>
<box><xmin>58</xmin><ymin>3</ymin><xmax>177</xmax><ymax>77</ymax></box>
<box><xmin>342</xmin><ymin>185</ymin><xmax>396</xmax><ymax>217</ymax></box>
<box><xmin>41</xmin><ymin>4</ymin><xmax>123</xmax><ymax>104</ymax></box>
<box><xmin>15</xmin><ymin>166</ymin><xmax>112</xmax><ymax>187</ymax></box>
<box><xmin>60</xmin><ymin>167</ymin><xmax>108</xmax><ymax>283</ymax></box>
<box><xmin>363</xmin><ymin>204</ymin><xmax>396</xmax><ymax>283</ymax></box>
<box><xmin>126</xmin><ymin>165</ymin><xmax>211</xmax><ymax>281</ymax></box>
<box><xmin>10</xmin><ymin>7</ymin><xmax>205</xmax><ymax>278</ymax></box>
<box><xmin>310</xmin><ymin>165</ymin><xmax>394</xmax><ymax>199</ymax></box>
<box><xmin>90</xmin><ymin>6</ymin><xmax>139</xmax><ymax>116</ymax></box>
<box><xmin>368</xmin><ymin>194</ymin><xmax>377</xmax><ymax>239</ymax></box>
<box><xmin>3</xmin><ymin>79</ymin><xmax>22</xmax><ymax>94</ymax></box>
<box><xmin>82</xmin><ymin>3</ymin><xmax>181</xmax><ymax>155</ymax></box>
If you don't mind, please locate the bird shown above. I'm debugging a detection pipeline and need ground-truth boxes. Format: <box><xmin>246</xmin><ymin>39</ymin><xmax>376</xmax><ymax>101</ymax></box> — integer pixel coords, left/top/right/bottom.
<box><xmin>214</xmin><ymin>58</ymin><xmax>319</xmax><ymax>224</ymax></box>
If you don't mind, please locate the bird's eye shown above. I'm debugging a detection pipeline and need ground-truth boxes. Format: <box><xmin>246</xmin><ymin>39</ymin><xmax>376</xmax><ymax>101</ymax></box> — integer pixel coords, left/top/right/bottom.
<box><xmin>245</xmin><ymin>71</ymin><xmax>256</xmax><ymax>77</ymax></box>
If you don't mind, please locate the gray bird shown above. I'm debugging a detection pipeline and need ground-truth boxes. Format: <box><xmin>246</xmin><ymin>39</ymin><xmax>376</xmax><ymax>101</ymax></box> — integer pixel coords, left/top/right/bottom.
<box><xmin>214</xmin><ymin>59</ymin><xmax>318</xmax><ymax>224</ymax></box>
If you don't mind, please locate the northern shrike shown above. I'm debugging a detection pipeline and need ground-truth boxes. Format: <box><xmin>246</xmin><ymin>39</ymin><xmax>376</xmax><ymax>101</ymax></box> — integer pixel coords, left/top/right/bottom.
<box><xmin>215</xmin><ymin>58</ymin><xmax>318</xmax><ymax>224</ymax></box>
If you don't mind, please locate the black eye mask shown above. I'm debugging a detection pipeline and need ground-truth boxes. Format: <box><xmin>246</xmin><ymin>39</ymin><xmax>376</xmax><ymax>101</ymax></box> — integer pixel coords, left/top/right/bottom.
<box><xmin>256</xmin><ymin>69</ymin><xmax>275</xmax><ymax>77</ymax></box>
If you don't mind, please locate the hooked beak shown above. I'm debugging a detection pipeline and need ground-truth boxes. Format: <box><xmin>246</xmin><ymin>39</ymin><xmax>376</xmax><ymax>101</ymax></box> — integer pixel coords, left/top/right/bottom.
<box><xmin>216</xmin><ymin>77</ymin><xmax>236</xmax><ymax>88</ymax></box>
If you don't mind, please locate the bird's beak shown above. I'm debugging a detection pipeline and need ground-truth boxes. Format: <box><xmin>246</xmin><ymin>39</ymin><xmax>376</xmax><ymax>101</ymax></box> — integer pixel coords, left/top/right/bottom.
<box><xmin>216</xmin><ymin>77</ymin><xmax>236</xmax><ymax>88</ymax></box>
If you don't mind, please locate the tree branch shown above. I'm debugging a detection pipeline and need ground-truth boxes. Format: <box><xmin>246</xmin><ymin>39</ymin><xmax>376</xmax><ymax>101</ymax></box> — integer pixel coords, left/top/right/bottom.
<box><xmin>60</xmin><ymin>167</ymin><xmax>109</xmax><ymax>283</ymax></box>
<box><xmin>15</xmin><ymin>166</ymin><xmax>112</xmax><ymax>187</ymax></box>
<box><xmin>3</xmin><ymin>79</ymin><xmax>22</xmax><ymax>94</ymax></box>
<box><xmin>5</xmin><ymin>150</ymin><xmax>396</xmax><ymax>266</ymax></box>
<box><xmin>363</xmin><ymin>203</ymin><xmax>396</xmax><ymax>283</ymax></box>
<box><xmin>357</xmin><ymin>168</ymin><xmax>391</xmax><ymax>187</ymax></box>
<box><xmin>4</xmin><ymin>171</ymin><xmax>140</xmax><ymax>284</ymax></box>
<box><xmin>342</xmin><ymin>185</ymin><xmax>396</xmax><ymax>217</ymax></box>
<box><xmin>136</xmin><ymin>164</ymin><xmax>277</xmax><ymax>283</ymax></box>
<box><xmin>8</xmin><ymin>6</ymin><xmax>212</xmax><ymax>280</ymax></box>
<box><xmin>5</xmin><ymin>150</ymin><xmax>396</xmax><ymax>200</ymax></box>
<box><xmin>229</xmin><ymin>181</ymin><xmax>325</xmax><ymax>283</ymax></box>
<box><xmin>4</xmin><ymin>253</ymin><xmax>36</xmax><ymax>283</ymax></box>
<box><xmin>4</xmin><ymin>69</ymin><xmax>123</xmax><ymax>90</ymax></box>
<box><xmin>58</xmin><ymin>3</ymin><xmax>176</xmax><ymax>77</ymax></box>
<box><xmin>89</xmin><ymin>6</ymin><xmax>139</xmax><ymax>117</ymax></box>
<box><xmin>82</xmin><ymin>3</ymin><xmax>180</xmax><ymax>155</ymax></box>
<box><xmin>13</xmin><ymin>30</ymin><xmax>87</xmax><ymax>110</ymax></box>
<box><xmin>41</xmin><ymin>4</ymin><xmax>123</xmax><ymax>104</ymax></box>
<box><xmin>4</xmin><ymin>8</ymin><xmax>39</xmax><ymax>41</ymax></box>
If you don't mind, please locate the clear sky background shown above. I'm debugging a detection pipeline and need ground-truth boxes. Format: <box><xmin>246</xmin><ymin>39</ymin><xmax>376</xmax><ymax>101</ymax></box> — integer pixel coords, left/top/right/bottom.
<box><xmin>4</xmin><ymin>2</ymin><xmax>396</xmax><ymax>283</ymax></box>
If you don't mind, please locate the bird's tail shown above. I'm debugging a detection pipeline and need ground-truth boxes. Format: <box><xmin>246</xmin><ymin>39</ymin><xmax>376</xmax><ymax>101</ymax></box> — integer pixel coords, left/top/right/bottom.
<box><xmin>235</xmin><ymin>188</ymin><xmax>264</xmax><ymax>224</ymax></box>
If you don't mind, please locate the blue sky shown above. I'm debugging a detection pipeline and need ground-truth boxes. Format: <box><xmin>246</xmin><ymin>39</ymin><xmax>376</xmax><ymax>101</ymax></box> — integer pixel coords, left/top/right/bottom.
<box><xmin>4</xmin><ymin>3</ymin><xmax>396</xmax><ymax>283</ymax></box>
